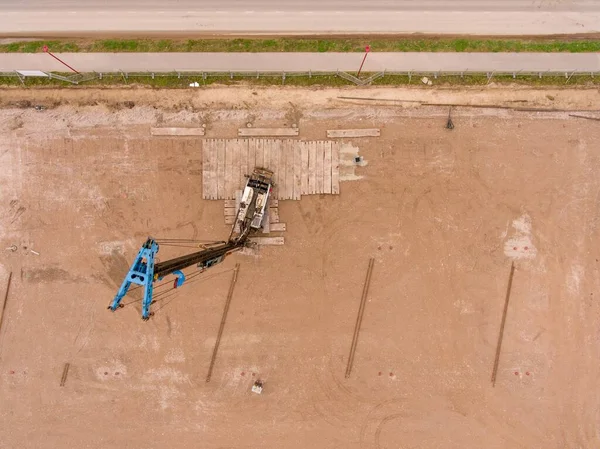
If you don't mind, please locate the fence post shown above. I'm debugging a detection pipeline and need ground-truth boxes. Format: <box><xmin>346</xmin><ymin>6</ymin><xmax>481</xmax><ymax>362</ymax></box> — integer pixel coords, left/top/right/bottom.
<box><xmin>230</xmin><ymin>72</ymin><xmax>233</xmax><ymax>80</ymax></box>
<box><xmin>309</xmin><ymin>70</ymin><xmax>311</xmax><ymax>79</ymax></box>
<box><xmin>177</xmin><ymin>72</ymin><xmax>181</xmax><ymax>79</ymax></box>
<box><xmin>14</xmin><ymin>71</ymin><xmax>25</xmax><ymax>86</ymax></box>
<box><xmin>282</xmin><ymin>72</ymin><xmax>286</xmax><ymax>85</ymax></box>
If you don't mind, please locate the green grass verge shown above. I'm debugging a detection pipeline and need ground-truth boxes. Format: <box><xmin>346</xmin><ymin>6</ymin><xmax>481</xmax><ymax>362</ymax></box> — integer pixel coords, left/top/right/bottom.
<box><xmin>1</xmin><ymin>72</ymin><xmax>598</xmax><ymax>88</ymax></box>
<box><xmin>2</xmin><ymin>38</ymin><xmax>600</xmax><ymax>53</ymax></box>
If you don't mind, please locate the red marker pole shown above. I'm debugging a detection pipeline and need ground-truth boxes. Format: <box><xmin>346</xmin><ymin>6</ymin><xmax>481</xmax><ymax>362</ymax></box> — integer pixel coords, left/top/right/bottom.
<box><xmin>356</xmin><ymin>45</ymin><xmax>371</xmax><ymax>78</ymax></box>
<box><xmin>42</xmin><ymin>45</ymin><xmax>80</xmax><ymax>74</ymax></box>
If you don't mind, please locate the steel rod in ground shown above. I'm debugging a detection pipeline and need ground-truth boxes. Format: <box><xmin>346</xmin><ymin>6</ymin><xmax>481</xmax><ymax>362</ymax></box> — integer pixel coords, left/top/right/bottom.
<box><xmin>569</xmin><ymin>114</ymin><xmax>600</xmax><ymax>122</ymax></box>
<box><xmin>345</xmin><ymin>258</ymin><xmax>375</xmax><ymax>379</ymax></box>
<box><xmin>60</xmin><ymin>363</ymin><xmax>70</xmax><ymax>387</ymax></box>
<box><xmin>206</xmin><ymin>263</ymin><xmax>240</xmax><ymax>383</ymax></box>
<box><xmin>491</xmin><ymin>262</ymin><xmax>516</xmax><ymax>387</ymax></box>
<box><xmin>0</xmin><ymin>272</ymin><xmax>13</xmax><ymax>335</ymax></box>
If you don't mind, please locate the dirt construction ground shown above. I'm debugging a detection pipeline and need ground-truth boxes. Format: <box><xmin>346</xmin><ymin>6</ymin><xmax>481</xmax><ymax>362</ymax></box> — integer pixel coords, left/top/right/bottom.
<box><xmin>0</xmin><ymin>85</ymin><xmax>600</xmax><ymax>449</ymax></box>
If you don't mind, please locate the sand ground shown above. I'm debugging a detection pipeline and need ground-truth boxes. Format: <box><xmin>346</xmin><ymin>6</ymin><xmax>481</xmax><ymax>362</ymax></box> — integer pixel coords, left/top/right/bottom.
<box><xmin>0</xmin><ymin>85</ymin><xmax>599</xmax><ymax>449</ymax></box>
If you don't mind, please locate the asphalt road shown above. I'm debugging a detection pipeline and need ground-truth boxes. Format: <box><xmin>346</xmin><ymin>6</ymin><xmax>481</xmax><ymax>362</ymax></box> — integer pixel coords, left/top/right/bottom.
<box><xmin>0</xmin><ymin>1</ymin><xmax>599</xmax><ymax>36</ymax></box>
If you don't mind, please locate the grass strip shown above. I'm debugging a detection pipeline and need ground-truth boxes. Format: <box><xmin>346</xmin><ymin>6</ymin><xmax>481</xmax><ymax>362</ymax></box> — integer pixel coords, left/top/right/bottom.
<box><xmin>2</xmin><ymin>38</ymin><xmax>600</xmax><ymax>53</ymax></box>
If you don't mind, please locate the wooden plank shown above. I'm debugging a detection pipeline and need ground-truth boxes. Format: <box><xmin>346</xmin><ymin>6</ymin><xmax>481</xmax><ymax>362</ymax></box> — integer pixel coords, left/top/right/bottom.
<box><xmin>277</xmin><ymin>140</ymin><xmax>284</xmax><ymax>200</ymax></box>
<box><xmin>225</xmin><ymin>140</ymin><xmax>234</xmax><ymax>200</ymax></box>
<box><xmin>248</xmin><ymin>236</ymin><xmax>285</xmax><ymax>245</ymax></box>
<box><xmin>281</xmin><ymin>140</ymin><xmax>290</xmax><ymax>200</ymax></box>
<box><xmin>316</xmin><ymin>141</ymin><xmax>325</xmax><ymax>194</ymax></box>
<box><xmin>277</xmin><ymin>139</ymin><xmax>285</xmax><ymax>199</ymax></box>
<box><xmin>255</xmin><ymin>139</ymin><xmax>264</xmax><ymax>168</ymax></box>
<box><xmin>230</xmin><ymin>139</ymin><xmax>241</xmax><ymax>197</ymax></box>
<box><xmin>217</xmin><ymin>139</ymin><xmax>226</xmax><ymax>199</ymax></box>
<box><xmin>224</xmin><ymin>199</ymin><xmax>236</xmax><ymax>208</ymax></box>
<box><xmin>247</xmin><ymin>139</ymin><xmax>257</xmax><ymax>176</ymax></box>
<box><xmin>308</xmin><ymin>141</ymin><xmax>317</xmax><ymax>195</ymax></box>
<box><xmin>269</xmin><ymin>208</ymin><xmax>280</xmax><ymax>223</ymax></box>
<box><xmin>285</xmin><ymin>140</ymin><xmax>295</xmax><ymax>201</ymax></box>
<box><xmin>239</xmin><ymin>139</ymin><xmax>249</xmax><ymax>188</ymax></box>
<box><xmin>262</xmin><ymin>139</ymin><xmax>271</xmax><ymax>173</ymax></box>
<box><xmin>202</xmin><ymin>139</ymin><xmax>217</xmax><ymax>200</ymax></box>
<box><xmin>261</xmin><ymin>207</ymin><xmax>270</xmax><ymax>234</ymax></box>
<box><xmin>238</xmin><ymin>128</ymin><xmax>298</xmax><ymax>137</ymax></box>
<box><xmin>202</xmin><ymin>139</ymin><xmax>210</xmax><ymax>199</ymax></box>
<box><xmin>271</xmin><ymin>140</ymin><xmax>282</xmax><ymax>198</ymax></box>
<box><xmin>293</xmin><ymin>141</ymin><xmax>302</xmax><ymax>200</ymax></box>
<box><xmin>265</xmin><ymin>139</ymin><xmax>279</xmax><ymax>198</ymax></box>
<box><xmin>300</xmin><ymin>142</ymin><xmax>310</xmax><ymax>195</ymax></box>
<box><xmin>237</xmin><ymin>139</ymin><xmax>245</xmax><ymax>193</ymax></box>
<box><xmin>151</xmin><ymin>127</ymin><xmax>205</xmax><ymax>136</ymax></box>
<box><xmin>206</xmin><ymin>139</ymin><xmax>217</xmax><ymax>200</ymax></box>
<box><xmin>331</xmin><ymin>142</ymin><xmax>340</xmax><ymax>194</ymax></box>
<box><xmin>268</xmin><ymin>199</ymin><xmax>279</xmax><ymax>207</ymax></box>
<box><xmin>326</xmin><ymin>129</ymin><xmax>380</xmax><ymax>138</ymax></box>
<box><xmin>212</xmin><ymin>142</ymin><xmax>219</xmax><ymax>199</ymax></box>
<box><xmin>225</xmin><ymin>216</ymin><xmax>235</xmax><ymax>225</ymax></box>
<box><xmin>224</xmin><ymin>207</ymin><xmax>236</xmax><ymax>216</ymax></box>
<box><xmin>270</xmin><ymin>223</ymin><xmax>287</xmax><ymax>232</ymax></box>
<box><xmin>323</xmin><ymin>141</ymin><xmax>332</xmax><ymax>194</ymax></box>
<box><xmin>233</xmin><ymin>190</ymin><xmax>242</xmax><ymax>233</ymax></box>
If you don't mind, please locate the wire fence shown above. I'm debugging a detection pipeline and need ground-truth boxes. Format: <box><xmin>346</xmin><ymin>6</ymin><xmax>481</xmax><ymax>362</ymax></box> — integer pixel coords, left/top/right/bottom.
<box><xmin>0</xmin><ymin>69</ymin><xmax>598</xmax><ymax>86</ymax></box>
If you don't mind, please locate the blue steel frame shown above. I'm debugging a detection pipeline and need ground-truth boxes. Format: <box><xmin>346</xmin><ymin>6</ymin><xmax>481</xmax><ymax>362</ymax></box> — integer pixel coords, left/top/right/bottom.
<box><xmin>108</xmin><ymin>238</ymin><xmax>159</xmax><ymax>320</ymax></box>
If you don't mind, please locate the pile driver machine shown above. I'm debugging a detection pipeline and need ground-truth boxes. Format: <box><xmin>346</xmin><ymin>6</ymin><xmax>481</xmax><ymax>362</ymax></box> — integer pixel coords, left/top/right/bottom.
<box><xmin>108</xmin><ymin>167</ymin><xmax>274</xmax><ymax>320</ymax></box>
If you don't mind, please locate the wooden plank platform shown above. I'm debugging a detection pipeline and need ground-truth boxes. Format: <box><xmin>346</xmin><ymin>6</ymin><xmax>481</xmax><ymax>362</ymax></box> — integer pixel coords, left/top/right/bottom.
<box><xmin>151</xmin><ymin>127</ymin><xmax>205</xmax><ymax>136</ymax></box>
<box><xmin>238</xmin><ymin>128</ymin><xmax>299</xmax><ymax>137</ymax></box>
<box><xmin>326</xmin><ymin>129</ymin><xmax>380</xmax><ymax>138</ymax></box>
<box><xmin>203</xmin><ymin>139</ymin><xmax>340</xmax><ymax>200</ymax></box>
